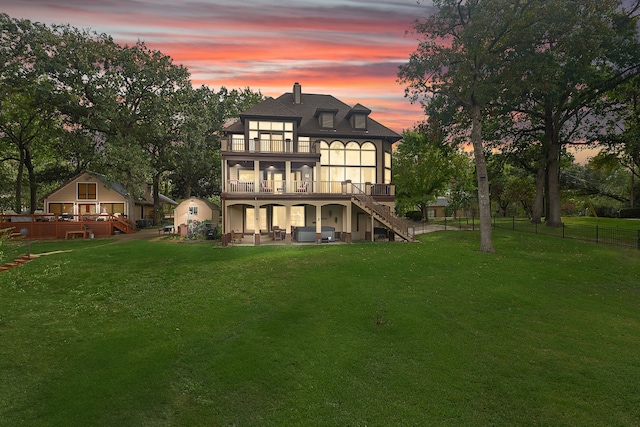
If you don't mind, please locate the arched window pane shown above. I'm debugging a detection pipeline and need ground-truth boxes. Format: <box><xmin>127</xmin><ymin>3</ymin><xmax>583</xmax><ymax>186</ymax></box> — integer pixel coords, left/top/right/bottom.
<box><xmin>362</xmin><ymin>142</ymin><xmax>376</xmax><ymax>166</ymax></box>
<box><xmin>345</xmin><ymin>141</ymin><xmax>360</xmax><ymax>165</ymax></box>
<box><xmin>320</xmin><ymin>141</ymin><xmax>329</xmax><ymax>164</ymax></box>
<box><xmin>330</xmin><ymin>141</ymin><xmax>345</xmax><ymax>165</ymax></box>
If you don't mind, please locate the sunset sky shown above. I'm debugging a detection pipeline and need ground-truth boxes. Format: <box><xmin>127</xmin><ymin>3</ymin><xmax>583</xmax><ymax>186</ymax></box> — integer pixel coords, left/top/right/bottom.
<box><xmin>2</xmin><ymin>0</ymin><xmax>434</xmax><ymax>133</ymax></box>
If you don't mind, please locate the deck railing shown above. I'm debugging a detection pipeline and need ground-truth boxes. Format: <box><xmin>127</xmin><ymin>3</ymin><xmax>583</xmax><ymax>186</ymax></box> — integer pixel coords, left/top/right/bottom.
<box><xmin>0</xmin><ymin>213</ymin><xmax>134</xmax><ymax>238</ymax></box>
<box><xmin>224</xmin><ymin>137</ymin><xmax>315</xmax><ymax>154</ymax></box>
<box><xmin>225</xmin><ymin>180</ymin><xmax>393</xmax><ymax>195</ymax></box>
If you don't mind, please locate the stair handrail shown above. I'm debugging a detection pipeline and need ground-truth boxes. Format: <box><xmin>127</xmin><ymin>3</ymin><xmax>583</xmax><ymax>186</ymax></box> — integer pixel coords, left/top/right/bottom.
<box><xmin>110</xmin><ymin>215</ymin><xmax>136</xmax><ymax>233</ymax></box>
<box><xmin>351</xmin><ymin>184</ymin><xmax>414</xmax><ymax>241</ymax></box>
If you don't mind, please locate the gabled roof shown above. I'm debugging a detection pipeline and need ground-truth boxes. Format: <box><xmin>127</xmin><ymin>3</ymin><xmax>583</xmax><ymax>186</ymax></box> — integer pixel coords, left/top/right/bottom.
<box><xmin>41</xmin><ymin>170</ymin><xmax>177</xmax><ymax>205</ymax></box>
<box><xmin>224</xmin><ymin>86</ymin><xmax>401</xmax><ymax>142</ymax></box>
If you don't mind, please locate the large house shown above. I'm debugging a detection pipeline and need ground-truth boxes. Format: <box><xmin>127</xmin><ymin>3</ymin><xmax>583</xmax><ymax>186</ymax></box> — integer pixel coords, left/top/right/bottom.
<box><xmin>221</xmin><ymin>83</ymin><xmax>413</xmax><ymax>245</ymax></box>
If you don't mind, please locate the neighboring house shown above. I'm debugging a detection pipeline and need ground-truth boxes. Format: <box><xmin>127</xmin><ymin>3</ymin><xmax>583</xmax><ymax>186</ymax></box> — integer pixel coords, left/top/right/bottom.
<box><xmin>42</xmin><ymin>170</ymin><xmax>177</xmax><ymax>225</ymax></box>
<box><xmin>221</xmin><ymin>82</ymin><xmax>412</xmax><ymax>245</ymax></box>
<box><xmin>174</xmin><ymin>197</ymin><xmax>221</xmax><ymax>232</ymax></box>
<box><xmin>426</xmin><ymin>197</ymin><xmax>466</xmax><ymax>218</ymax></box>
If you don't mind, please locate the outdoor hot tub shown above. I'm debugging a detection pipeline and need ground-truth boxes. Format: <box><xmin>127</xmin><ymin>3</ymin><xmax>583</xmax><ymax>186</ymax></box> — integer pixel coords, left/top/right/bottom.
<box><xmin>293</xmin><ymin>226</ymin><xmax>335</xmax><ymax>242</ymax></box>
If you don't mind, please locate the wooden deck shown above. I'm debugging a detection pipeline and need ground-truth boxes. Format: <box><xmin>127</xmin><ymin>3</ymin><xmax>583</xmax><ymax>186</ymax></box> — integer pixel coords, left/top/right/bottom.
<box><xmin>0</xmin><ymin>213</ymin><xmax>136</xmax><ymax>239</ymax></box>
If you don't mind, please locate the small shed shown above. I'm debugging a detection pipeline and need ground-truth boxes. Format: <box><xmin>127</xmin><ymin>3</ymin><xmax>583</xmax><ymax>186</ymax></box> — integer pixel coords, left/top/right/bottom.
<box><xmin>173</xmin><ymin>198</ymin><xmax>220</xmax><ymax>233</ymax></box>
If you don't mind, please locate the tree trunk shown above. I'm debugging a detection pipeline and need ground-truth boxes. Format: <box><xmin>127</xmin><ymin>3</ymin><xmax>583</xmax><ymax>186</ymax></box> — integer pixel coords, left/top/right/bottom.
<box><xmin>15</xmin><ymin>149</ymin><xmax>24</xmax><ymax>213</ymax></box>
<box><xmin>546</xmin><ymin>139</ymin><xmax>562</xmax><ymax>227</ymax></box>
<box><xmin>531</xmin><ymin>159</ymin><xmax>545</xmax><ymax>224</ymax></box>
<box><xmin>185</xmin><ymin>180</ymin><xmax>192</xmax><ymax>199</ymax></box>
<box><xmin>25</xmin><ymin>147</ymin><xmax>37</xmax><ymax>213</ymax></box>
<box><xmin>153</xmin><ymin>173</ymin><xmax>163</xmax><ymax>226</ymax></box>
<box><xmin>470</xmin><ymin>104</ymin><xmax>494</xmax><ymax>253</ymax></box>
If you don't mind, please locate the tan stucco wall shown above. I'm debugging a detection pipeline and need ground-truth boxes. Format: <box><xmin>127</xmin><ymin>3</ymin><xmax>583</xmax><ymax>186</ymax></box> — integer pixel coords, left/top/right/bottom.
<box><xmin>174</xmin><ymin>198</ymin><xmax>220</xmax><ymax>230</ymax></box>
<box><xmin>44</xmin><ymin>172</ymin><xmax>129</xmax><ymax>216</ymax></box>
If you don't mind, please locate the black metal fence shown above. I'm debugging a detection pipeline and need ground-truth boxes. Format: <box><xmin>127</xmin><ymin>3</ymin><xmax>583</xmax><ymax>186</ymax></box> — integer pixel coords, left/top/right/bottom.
<box><xmin>410</xmin><ymin>216</ymin><xmax>640</xmax><ymax>250</ymax></box>
<box><xmin>493</xmin><ymin>217</ymin><xmax>640</xmax><ymax>250</ymax></box>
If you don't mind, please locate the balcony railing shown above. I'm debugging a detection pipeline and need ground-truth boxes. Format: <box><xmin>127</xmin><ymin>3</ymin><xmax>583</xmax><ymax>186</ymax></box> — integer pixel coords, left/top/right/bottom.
<box><xmin>224</xmin><ymin>137</ymin><xmax>315</xmax><ymax>154</ymax></box>
<box><xmin>225</xmin><ymin>180</ymin><xmax>394</xmax><ymax>196</ymax></box>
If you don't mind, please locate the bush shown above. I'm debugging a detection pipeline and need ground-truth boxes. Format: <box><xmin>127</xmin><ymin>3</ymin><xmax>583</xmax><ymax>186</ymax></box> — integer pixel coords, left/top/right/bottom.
<box><xmin>406</xmin><ymin>211</ymin><xmax>423</xmax><ymax>221</ymax></box>
<box><xmin>618</xmin><ymin>207</ymin><xmax>640</xmax><ymax>218</ymax></box>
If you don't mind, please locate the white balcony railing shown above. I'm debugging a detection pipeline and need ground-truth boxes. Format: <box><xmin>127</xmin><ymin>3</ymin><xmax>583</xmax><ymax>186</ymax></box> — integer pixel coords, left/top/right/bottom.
<box><xmin>225</xmin><ymin>180</ymin><xmax>394</xmax><ymax>196</ymax></box>
<box><xmin>225</xmin><ymin>137</ymin><xmax>314</xmax><ymax>154</ymax></box>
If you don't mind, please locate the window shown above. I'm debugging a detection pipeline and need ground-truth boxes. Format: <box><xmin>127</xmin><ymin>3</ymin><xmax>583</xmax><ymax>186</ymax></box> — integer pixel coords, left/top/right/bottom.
<box><xmin>100</xmin><ymin>203</ymin><xmax>125</xmax><ymax>215</ymax></box>
<box><xmin>248</xmin><ymin>121</ymin><xmax>293</xmax><ymax>152</ymax></box>
<box><xmin>78</xmin><ymin>183</ymin><xmax>97</xmax><ymax>200</ymax></box>
<box><xmin>49</xmin><ymin>203</ymin><xmax>73</xmax><ymax>215</ymax></box>
<box><xmin>384</xmin><ymin>151</ymin><xmax>392</xmax><ymax>184</ymax></box>
<box><xmin>320</xmin><ymin>140</ymin><xmax>377</xmax><ymax>185</ymax></box>
<box><xmin>353</xmin><ymin>114</ymin><xmax>366</xmax><ymax>129</ymax></box>
<box><xmin>245</xmin><ymin>207</ymin><xmax>267</xmax><ymax>232</ymax></box>
<box><xmin>272</xmin><ymin>206</ymin><xmax>305</xmax><ymax>228</ymax></box>
<box><xmin>320</xmin><ymin>112</ymin><xmax>334</xmax><ymax>128</ymax></box>
<box><xmin>189</xmin><ymin>206</ymin><xmax>198</xmax><ymax>216</ymax></box>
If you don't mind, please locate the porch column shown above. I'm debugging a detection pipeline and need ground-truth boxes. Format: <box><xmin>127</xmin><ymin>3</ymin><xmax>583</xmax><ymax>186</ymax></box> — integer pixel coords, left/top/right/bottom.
<box><xmin>314</xmin><ymin>163</ymin><xmax>321</xmax><ymax>193</ymax></box>
<box><xmin>344</xmin><ymin>202</ymin><xmax>352</xmax><ymax>243</ymax></box>
<box><xmin>254</xmin><ymin>160</ymin><xmax>260</xmax><ymax>193</ymax></box>
<box><xmin>222</xmin><ymin>158</ymin><xmax>227</xmax><ymax>193</ymax></box>
<box><xmin>253</xmin><ymin>199</ymin><xmax>260</xmax><ymax>245</ymax></box>
<box><xmin>285</xmin><ymin>204</ymin><xmax>292</xmax><ymax>244</ymax></box>
<box><xmin>315</xmin><ymin>203</ymin><xmax>322</xmax><ymax>243</ymax></box>
<box><xmin>285</xmin><ymin>161</ymin><xmax>291</xmax><ymax>193</ymax></box>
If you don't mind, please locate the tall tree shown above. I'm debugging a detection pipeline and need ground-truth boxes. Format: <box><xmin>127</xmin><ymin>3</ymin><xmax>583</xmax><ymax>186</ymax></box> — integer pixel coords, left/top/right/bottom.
<box><xmin>0</xmin><ymin>15</ymin><xmax>61</xmax><ymax>213</ymax></box>
<box><xmin>501</xmin><ymin>0</ymin><xmax>640</xmax><ymax>225</ymax></box>
<box><xmin>394</xmin><ymin>128</ymin><xmax>472</xmax><ymax>220</ymax></box>
<box><xmin>171</xmin><ymin>86</ymin><xmax>263</xmax><ymax>199</ymax></box>
<box><xmin>399</xmin><ymin>0</ymin><xmax>537</xmax><ymax>252</ymax></box>
<box><xmin>600</xmin><ymin>75</ymin><xmax>640</xmax><ymax>207</ymax></box>
<box><xmin>54</xmin><ymin>32</ymin><xmax>192</xmax><ymax>221</ymax></box>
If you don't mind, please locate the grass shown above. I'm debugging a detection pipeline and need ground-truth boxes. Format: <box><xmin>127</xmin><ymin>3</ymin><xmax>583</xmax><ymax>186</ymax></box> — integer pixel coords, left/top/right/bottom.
<box><xmin>1</xmin><ymin>231</ymin><xmax>639</xmax><ymax>426</ymax></box>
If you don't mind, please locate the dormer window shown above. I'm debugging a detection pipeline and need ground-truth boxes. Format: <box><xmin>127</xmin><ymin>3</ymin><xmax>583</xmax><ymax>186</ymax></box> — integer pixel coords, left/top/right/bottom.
<box><xmin>351</xmin><ymin>114</ymin><xmax>367</xmax><ymax>130</ymax></box>
<box><xmin>320</xmin><ymin>112</ymin><xmax>334</xmax><ymax>128</ymax></box>
<box><xmin>314</xmin><ymin>108</ymin><xmax>339</xmax><ymax>129</ymax></box>
<box><xmin>346</xmin><ymin>103</ymin><xmax>371</xmax><ymax>131</ymax></box>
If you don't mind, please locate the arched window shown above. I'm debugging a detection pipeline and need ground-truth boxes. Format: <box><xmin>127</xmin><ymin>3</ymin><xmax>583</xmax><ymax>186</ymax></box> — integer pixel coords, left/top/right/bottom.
<box><xmin>345</xmin><ymin>141</ymin><xmax>360</xmax><ymax>165</ymax></box>
<box><xmin>329</xmin><ymin>141</ymin><xmax>345</xmax><ymax>165</ymax></box>
<box><xmin>361</xmin><ymin>142</ymin><xmax>376</xmax><ymax>166</ymax></box>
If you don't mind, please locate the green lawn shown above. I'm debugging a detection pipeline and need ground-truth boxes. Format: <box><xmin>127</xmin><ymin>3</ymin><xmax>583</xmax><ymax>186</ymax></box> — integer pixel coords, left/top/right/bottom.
<box><xmin>1</xmin><ymin>231</ymin><xmax>639</xmax><ymax>426</ymax></box>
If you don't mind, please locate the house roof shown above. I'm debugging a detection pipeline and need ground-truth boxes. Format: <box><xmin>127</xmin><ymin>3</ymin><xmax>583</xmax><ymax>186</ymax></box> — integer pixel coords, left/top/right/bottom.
<box><xmin>177</xmin><ymin>197</ymin><xmax>220</xmax><ymax>211</ymax></box>
<box><xmin>225</xmin><ymin>85</ymin><xmax>402</xmax><ymax>142</ymax></box>
<box><xmin>41</xmin><ymin>170</ymin><xmax>177</xmax><ymax>205</ymax></box>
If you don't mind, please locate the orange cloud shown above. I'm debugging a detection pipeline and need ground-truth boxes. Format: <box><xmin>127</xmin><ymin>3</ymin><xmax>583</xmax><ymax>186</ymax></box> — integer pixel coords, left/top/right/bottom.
<box><xmin>2</xmin><ymin>0</ymin><xmax>435</xmax><ymax>133</ymax></box>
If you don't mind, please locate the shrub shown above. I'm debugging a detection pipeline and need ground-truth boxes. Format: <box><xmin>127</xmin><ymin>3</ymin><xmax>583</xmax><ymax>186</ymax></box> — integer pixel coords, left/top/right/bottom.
<box><xmin>406</xmin><ymin>211</ymin><xmax>423</xmax><ymax>221</ymax></box>
<box><xmin>618</xmin><ymin>207</ymin><xmax>640</xmax><ymax>218</ymax></box>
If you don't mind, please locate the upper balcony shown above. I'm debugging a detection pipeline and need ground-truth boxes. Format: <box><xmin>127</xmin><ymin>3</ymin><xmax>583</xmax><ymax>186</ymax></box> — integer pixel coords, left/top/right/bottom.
<box><xmin>222</xmin><ymin>137</ymin><xmax>318</xmax><ymax>154</ymax></box>
<box><xmin>223</xmin><ymin>180</ymin><xmax>394</xmax><ymax>198</ymax></box>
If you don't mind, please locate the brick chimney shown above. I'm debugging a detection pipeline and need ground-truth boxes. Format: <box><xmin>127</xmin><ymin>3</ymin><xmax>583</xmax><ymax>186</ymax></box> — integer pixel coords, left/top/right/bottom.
<box><xmin>293</xmin><ymin>82</ymin><xmax>301</xmax><ymax>104</ymax></box>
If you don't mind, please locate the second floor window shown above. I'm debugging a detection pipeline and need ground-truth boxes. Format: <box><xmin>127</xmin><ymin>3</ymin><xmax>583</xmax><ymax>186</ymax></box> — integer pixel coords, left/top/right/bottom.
<box><xmin>78</xmin><ymin>183</ymin><xmax>97</xmax><ymax>200</ymax></box>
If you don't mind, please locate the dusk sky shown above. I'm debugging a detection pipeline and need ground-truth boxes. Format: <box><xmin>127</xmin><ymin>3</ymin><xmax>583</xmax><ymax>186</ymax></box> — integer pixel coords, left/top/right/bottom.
<box><xmin>2</xmin><ymin>0</ymin><xmax>434</xmax><ymax>133</ymax></box>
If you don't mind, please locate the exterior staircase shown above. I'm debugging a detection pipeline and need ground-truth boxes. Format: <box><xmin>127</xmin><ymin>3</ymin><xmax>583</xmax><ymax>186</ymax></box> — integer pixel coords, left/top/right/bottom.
<box><xmin>112</xmin><ymin>215</ymin><xmax>137</xmax><ymax>234</ymax></box>
<box><xmin>0</xmin><ymin>254</ymin><xmax>38</xmax><ymax>272</ymax></box>
<box><xmin>351</xmin><ymin>186</ymin><xmax>415</xmax><ymax>242</ymax></box>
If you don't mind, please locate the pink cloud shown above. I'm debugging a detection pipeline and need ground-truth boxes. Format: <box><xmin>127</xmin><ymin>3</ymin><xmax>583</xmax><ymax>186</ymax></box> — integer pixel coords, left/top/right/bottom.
<box><xmin>2</xmin><ymin>0</ymin><xmax>435</xmax><ymax>133</ymax></box>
